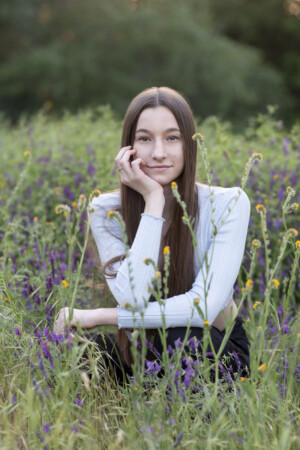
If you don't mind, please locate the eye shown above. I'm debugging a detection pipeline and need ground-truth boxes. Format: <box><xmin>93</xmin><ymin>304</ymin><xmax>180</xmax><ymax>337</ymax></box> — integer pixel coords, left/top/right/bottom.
<box><xmin>167</xmin><ymin>135</ymin><xmax>180</xmax><ymax>142</ymax></box>
<box><xmin>138</xmin><ymin>136</ymin><xmax>151</xmax><ymax>142</ymax></box>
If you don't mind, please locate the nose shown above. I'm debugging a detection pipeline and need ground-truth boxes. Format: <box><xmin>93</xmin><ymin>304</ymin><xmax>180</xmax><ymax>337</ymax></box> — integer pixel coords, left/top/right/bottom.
<box><xmin>151</xmin><ymin>138</ymin><xmax>166</xmax><ymax>159</ymax></box>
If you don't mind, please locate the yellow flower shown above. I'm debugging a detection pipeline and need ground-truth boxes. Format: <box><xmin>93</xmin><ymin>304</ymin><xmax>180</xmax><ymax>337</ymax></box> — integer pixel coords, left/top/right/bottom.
<box><xmin>252</xmin><ymin>239</ymin><xmax>260</xmax><ymax>247</ymax></box>
<box><xmin>258</xmin><ymin>363</ymin><xmax>268</xmax><ymax>373</ymax></box>
<box><xmin>107</xmin><ymin>210</ymin><xmax>116</xmax><ymax>218</ymax></box>
<box><xmin>79</xmin><ymin>194</ymin><xmax>86</xmax><ymax>204</ymax></box>
<box><xmin>292</xmin><ymin>203</ymin><xmax>299</xmax><ymax>211</ymax></box>
<box><xmin>163</xmin><ymin>246</ymin><xmax>170</xmax><ymax>255</ymax></box>
<box><xmin>240</xmin><ymin>377</ymin><xmax>246</xmax><ymax>382</ymax></box>
<box><xmin>46</xmin><ymin>222</ymin><xmax>53</xmax><ymax>226</ymax></box>
<box><xmin>246</xmin><ymin>318</ymin><xmax>250</xmax><ymax>323</ymax></box>
<box><xmin>273</xmin><ymin>174</ymin><xmax>279</xmax><ymax>180</ymax></box>
<box><xmin>253</xmin><ymin>152</ymin><xmax>263</xmax><ymax>160</ymax></box>
<box><xmin>61</xmin><ymin>280</ymin><xmax>69</xmax><ymax>288</ymax></box>
<box><xmin>296</xmin><ymin>241</ymin><xmax>300</xmax><ymax>248</ymax></box>
<box><xmin>91</xmin><ymin>189</ymin><xmax>102</xmax><ymax>197</ymax></box>
<box><xmin>241</xmin><ymin>287</ymin><xmax>246</xmax><ymax>292</ymax></box>
<box><xmin>155</xmin><ymin>271</ymin><xmax>161</xmax><ymax>278</ymax></box>
<box><xmin>272</xmin><ymin>279</ymin><xmax>280</xmax><ymax>288</ymax></box>
<box><xmin>288</xmin><ymin>228</ymin><xmax>298</xmax><ymax>237</ymax></box>
<box><xmin>203</xmin><ymin>321</ymin><xmax>210</xmax><ymax>326</ymax></box>
<box><xmin>264</xmin><ymin>198</ymin><xmax>269</xmax><ymax>204</ymax></box>
<box><xmin>246</xmin><ymin>279</ymin><xmax>253</xmax><ymax>288</ymax></box>
<box><xmin>255</xmin><ymin>204</ymin><xmax>265</xmax><ymax>213</ymax></box>
<box><xmin>283</xmin><ymin>176</ymin><xmax>288</xmax><ymax>182</ymax></box>
<box><xmin>171</xmin><ymin>181</ymin><xmax>177</xmax><ymax>190</ymax></box>
<box><xmin>24</xmin><ymin>150</ymin><xmax>31</xmax><ymax>157</ymax></box>
<box><xmin>54</xmin><ymin>186</ymin><xmax>60</xmax><ymax>195</ymax></box>
<box><xmin>192</xmin><ymin>132</ymin><xmax>204</xmax><ymax>141</ymax></box>
<box><xmin>33</xmin><ymin>216</ymin><xmax>38</xmax><ymax>222</ymax></box>
<box><xmin>253</xmin><ymin>301</ymin><xmax>261</xmax><ymax>309</ymax></box>
<box><xmin>258</xmin><ymin>325</ymin><xmax>262</xmax><ymax>329</ymax></box>
<box><xmin>194</xmin><ymin>297</ymin><xmax>200</xmax><ymax>305</ymax></box>
<box><xmin>72</xmin><ymin>201</ymin><xmax>77</xmax><ymax>208</ymax></box>
<box><xmin>133</xmin><ymin>386</ymin><xmax>138</xmax><ymax>391</ymax></box>
<box><xmin>182</xmin><ymin>216</ymin><xmax>186</xmax><ymax>221</ymax></box>
<box><xmin>122</xmin><ymin>302</ymin><xmax>130</xmax><ymax>308</ymax></box>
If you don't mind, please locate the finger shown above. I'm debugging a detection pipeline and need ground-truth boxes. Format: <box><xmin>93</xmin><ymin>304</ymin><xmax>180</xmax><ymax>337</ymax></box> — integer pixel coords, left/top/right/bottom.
<box><xmin>116</xmin><ymin>150</ymin><xmax>137</xmax><ymax>174</ymax></box>
<box><xmin>118</xmin><ymin>149</ymin><xmax>136</xmax><ymax>166</ymax></box>
<box><xmin>115</xmin><ymin>146</ymin><xmax>132</xmax><ymax>165</ymax></box>
<box><xmin>130</xmin><ymin>158</ymin><xmax>145</xmax><ymax>172</ymax></box>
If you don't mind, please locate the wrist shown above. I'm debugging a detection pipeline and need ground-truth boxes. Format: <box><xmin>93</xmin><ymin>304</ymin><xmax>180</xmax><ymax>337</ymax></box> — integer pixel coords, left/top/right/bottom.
<box><xmin>144</xmin><ymin>191</ymin><xmax>165</xmax><ymax>217</ymax></box>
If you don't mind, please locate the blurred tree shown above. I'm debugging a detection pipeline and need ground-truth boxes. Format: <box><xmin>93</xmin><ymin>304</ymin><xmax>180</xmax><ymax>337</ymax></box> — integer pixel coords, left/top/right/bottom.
<box><xmin>210</xmin><ymin>0</ymin><xmax>300</xmax><ymax>124</ymax></box>
<box><xmin>0</xmin><ymin>0</ymin><xmax>292</xmax><ymax>128</ymax></box>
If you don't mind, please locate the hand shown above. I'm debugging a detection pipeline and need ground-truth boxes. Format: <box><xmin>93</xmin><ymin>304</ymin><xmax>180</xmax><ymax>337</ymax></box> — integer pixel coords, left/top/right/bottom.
<box><xmin>54</xmin><ymin>307</ymin><xmax>83</xmax><ymax>335</ymax></box>
<box><xmin>115</xmin><ymin>146</ymin><xmax>164</xmax><ymax>202</ymax></box>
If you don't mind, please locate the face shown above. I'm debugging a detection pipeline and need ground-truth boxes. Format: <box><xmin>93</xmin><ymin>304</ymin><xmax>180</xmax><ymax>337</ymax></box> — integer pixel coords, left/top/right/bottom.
<box><xmin>133</xmin><ymin>106</ymin><xmax>184</xmax><ymax>188</ymax></box>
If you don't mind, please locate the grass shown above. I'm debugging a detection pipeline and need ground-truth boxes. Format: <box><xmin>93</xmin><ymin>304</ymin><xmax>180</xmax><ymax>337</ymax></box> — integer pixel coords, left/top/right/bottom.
<box><xmin>0</xmin><ymin>105</ymin><xmax>299</xmax><ymax>449</ymax></box>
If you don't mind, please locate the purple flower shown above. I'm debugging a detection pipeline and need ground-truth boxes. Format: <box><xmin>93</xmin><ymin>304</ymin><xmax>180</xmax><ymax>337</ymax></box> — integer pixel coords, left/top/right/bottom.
<box><xmin>64</xmin><ymin>185</ymin><xmax>75</xmax><ymax>201</ymax></box>
<box><xmin>42</xmin><ymin>423</ymin><xmax>51</xmax><ymax>433</ymax></box>
<box><xmin>294</xmin><ymin>365</ymin><xmax>300</xmax><ymax>376</ymax></box>
<box><xmin>13</xmin><ymin>327</ymin><xmax>22</xmax><ymax>337</ymax></box>
<box><xmin>237</xmin><ymin>438</ymin><xmax>245</xmax><ymax>443</ymax></box>
<box><xmin>11</xmin><ymin>396</ymin><xmax>17</xmax><ymax>404</ymax></box>
<box><xmin>170</xmin><ymin>418</ymin><xmax>175</xmax><ymax>425</ymax></box>
<box><xmin>174</xmin><ymin>430</ymin><xmax>183</xmax><ymax>447</ymax></box>
<box><xmin>75</xmin><ymin>397</ymin><xmax>83</xmax><ymax>407</ymax></box>
<box><xmin>145</xmin><ymin>360</ymin><xmax>161</xmax><ymax>376</ymax></box>
<box><xmin>269</xmin><ymin>138</ymin><xmax>276</xmax><ymax>146</ymax></box>
<box><xmin>282</xmin><ymin>137</ymin><xmax>290</xmax><ymax>156</ymax></box>
<box><xmin>187</xmin><ymin>337</ymin><xmax>198</xmax><ymax>353</ymax></box>
<box><xmin>41</xmin><ymin>342</ymin><xmax>54</xmax><ymax>368</ymax></box>
<box><xmin>87</xmin><ymin>161</ymin><xmax>96</xmax><ymax>177</ymax></box>
<box><xmin>71</xmin><ymin>426</ymin><xmax>79</xmax><ymax>434</ymax></box>
<box><xmin>74</xmin><ymin>172</ymin><xmax>84</xmax><ymax>186</ymax></box>
<box><xmin>174</xmin><ymin>338</ymin><xmax>182</xmax><ymax>349</ymax></box>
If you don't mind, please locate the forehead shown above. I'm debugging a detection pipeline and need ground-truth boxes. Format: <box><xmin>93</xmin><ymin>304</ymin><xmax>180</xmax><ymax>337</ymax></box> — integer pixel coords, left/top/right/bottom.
<box><xmin>136</xmin><ymin>106</ymin><xmax>179</xmax><ymax>131</ymax></box>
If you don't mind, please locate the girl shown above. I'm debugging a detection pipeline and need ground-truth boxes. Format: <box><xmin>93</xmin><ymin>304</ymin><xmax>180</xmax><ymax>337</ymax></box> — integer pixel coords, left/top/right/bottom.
<box><xmin>54</xmin><ymin>86</ymin><xmax>251</xmax><ymax>383</ymax></box>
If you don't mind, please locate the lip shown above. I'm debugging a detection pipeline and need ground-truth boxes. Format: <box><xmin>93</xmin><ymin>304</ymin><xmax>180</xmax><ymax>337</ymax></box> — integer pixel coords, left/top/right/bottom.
<box><xmin>147</xmin><ymin>166</ymin><xmax>172</xmax><ymax>171</ymax></box>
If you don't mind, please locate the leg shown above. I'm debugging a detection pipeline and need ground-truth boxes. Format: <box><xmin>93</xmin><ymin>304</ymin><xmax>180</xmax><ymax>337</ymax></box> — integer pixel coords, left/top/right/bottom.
<box><xmin>81</xmin><ymin>332</ymin><xmax>133</xmax><ymax>385</ymax></box>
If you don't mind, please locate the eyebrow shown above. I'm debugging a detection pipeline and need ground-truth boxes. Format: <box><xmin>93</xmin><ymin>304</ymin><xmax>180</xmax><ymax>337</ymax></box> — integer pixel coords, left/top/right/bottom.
<box><xmin>135</xmin><ymin>127</ymin><xmax>181</xmax><ymax>133</ymax></box>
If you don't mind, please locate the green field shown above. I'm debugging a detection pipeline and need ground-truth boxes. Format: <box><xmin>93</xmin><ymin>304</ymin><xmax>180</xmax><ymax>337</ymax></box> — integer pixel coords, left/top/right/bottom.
<box><xmin>0</xmin><ymin>107</ymin><xmax>299</xmax><ymax>449</ymax></box>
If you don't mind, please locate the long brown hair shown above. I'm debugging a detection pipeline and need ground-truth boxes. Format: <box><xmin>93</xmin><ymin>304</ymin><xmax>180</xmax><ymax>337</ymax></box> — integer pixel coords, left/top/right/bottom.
<box><xmin>104</xmin><ymin>87</ymin><xmax>199</xmax><ymax>365</ymax></box>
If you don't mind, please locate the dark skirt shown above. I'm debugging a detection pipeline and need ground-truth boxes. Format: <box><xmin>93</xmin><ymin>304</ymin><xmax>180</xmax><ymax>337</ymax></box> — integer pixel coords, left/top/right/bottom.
<box><xmin>83</xmin><ymin>316</ymin><xmax>250</xmax><ymax>385</ymax></box>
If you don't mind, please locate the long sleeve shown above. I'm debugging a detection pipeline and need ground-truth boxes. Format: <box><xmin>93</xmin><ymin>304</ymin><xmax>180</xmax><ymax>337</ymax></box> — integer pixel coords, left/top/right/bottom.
<box><xmin>89</xmin><ymin>192</ymin><xmax>165</xmax><ymax>309</ymax></box>
<box><xmin>117</xmin><ymin>187</ymin><xmax>250</xmax><ymax>329</ymax></box>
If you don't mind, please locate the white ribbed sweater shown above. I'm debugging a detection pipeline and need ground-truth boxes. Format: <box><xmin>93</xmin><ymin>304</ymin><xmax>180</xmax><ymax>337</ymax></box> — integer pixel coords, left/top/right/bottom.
<box><xmin>89</xmin><ymin>183</ymin><xmax>250</xmax><ymax>329</ymax></box>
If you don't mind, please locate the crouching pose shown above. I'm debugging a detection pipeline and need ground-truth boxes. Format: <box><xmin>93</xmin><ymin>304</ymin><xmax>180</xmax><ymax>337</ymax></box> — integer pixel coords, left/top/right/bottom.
<box><xmin>54</xmin><ymin>87</ymin><xmax>251</xmax><ymax>383</ymax></box>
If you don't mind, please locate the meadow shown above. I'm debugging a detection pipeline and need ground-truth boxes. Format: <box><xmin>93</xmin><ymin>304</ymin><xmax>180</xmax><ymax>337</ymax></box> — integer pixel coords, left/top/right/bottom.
<box><xmin>0</xmin><ymin>105</ymin><xmax>299</xmax><ymax>449</ymax></box>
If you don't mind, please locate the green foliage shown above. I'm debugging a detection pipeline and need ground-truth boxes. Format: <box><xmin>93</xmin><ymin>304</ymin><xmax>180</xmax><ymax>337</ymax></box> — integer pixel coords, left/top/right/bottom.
<box><xmin>0</xmin><ymin>108</ymin><xmax>299</xmax><ymax>447</ymax></box>
<box><xmin>0</xmin><ymin>0</ymin><xmax>292</xmax><ymax>128</ymax></box>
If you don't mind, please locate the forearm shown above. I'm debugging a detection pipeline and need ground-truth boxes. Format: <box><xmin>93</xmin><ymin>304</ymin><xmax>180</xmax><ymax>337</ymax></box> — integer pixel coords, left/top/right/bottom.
<box><xmin>81</xmin><ymin>308</ymin><xmax>118</xmax><ymax>328</ymax></box>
